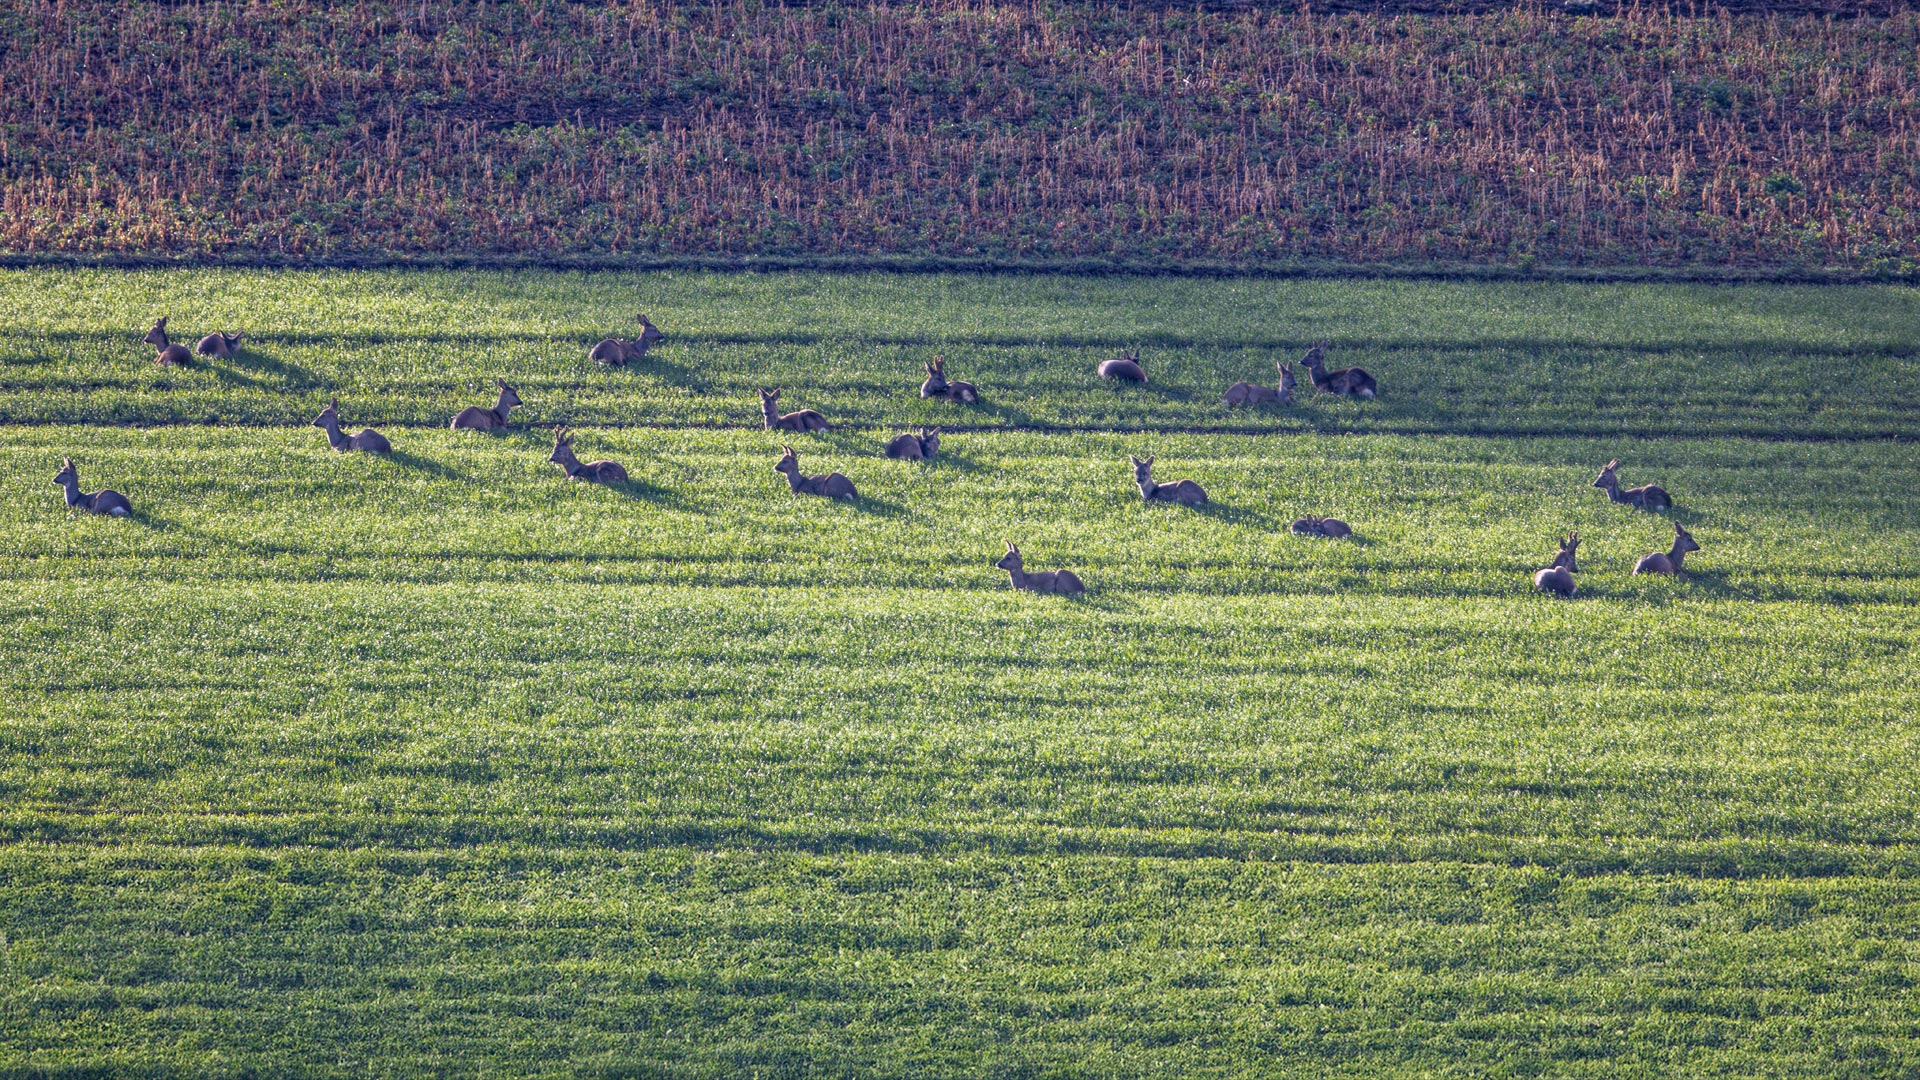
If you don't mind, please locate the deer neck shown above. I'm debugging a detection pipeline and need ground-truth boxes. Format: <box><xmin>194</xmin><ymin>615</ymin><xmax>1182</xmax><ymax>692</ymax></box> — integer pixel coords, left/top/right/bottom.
<box><xmin>59</xmin><ymin>475</ymin><xmax>85</xmax><ymax>507</ymax></box>
<box><xmin>1669</xmin><ymin>542</ymin><xmax>1691</xmax><ymax>570</ymax></box>
<box><xmin>781</xmin><ymin>466</ymin><xmax>806</xmax><ymax>493</ymax></box>
<box><xmin>492</xmin><ymin>391</ymin><xmax>515</xmax><ymax>421</ymax></box>
<box><xmin>319</xmin><ymin>417</ymin><xmax>352</xmax><ymax>450</ymax></box>
<box><xmin>1137</xmin><ymin>477</ymin><xmax>1159</xmax><ymax>499</ymax></box>
<box><xmin>1003</xmin><ymin>564</ymin><xmax>1028</xmax><ymax>589</ymax></box>
<box><xmin>761</xmin><ymin>399</ymin><xmax>780</xmax><ymax>426</ymax></box>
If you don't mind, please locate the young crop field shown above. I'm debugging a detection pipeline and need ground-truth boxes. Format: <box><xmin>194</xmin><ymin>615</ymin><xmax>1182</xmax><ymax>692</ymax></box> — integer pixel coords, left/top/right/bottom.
<box><xmin>2</xmin><ymin>269</ymin><xmax>1918</xmax><ymax>1076</ymax></box>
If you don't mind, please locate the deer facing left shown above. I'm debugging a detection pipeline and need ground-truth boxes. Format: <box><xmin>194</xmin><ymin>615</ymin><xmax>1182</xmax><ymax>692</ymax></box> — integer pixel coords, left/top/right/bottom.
<box><xmin>53</xmin><ymin>457</ymin><xmax>132</xmax><ymax>516</ymax></box>
<box><xmin>144</xmin><ymin>318</ymin><xmax>191</xmax><ymax>367</ymax></box>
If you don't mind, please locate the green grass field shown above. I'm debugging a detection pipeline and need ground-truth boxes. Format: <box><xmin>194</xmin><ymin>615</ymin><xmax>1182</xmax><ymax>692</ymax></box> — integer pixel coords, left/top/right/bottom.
<box><xmin>3</xmin><ymin>270</ymin><xmax>1918</xmax><ymax>1077</ymax></box>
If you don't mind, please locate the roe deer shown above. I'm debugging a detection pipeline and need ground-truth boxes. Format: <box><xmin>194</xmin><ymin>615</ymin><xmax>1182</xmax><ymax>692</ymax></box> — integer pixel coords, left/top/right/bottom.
<box><xmin>885</xmin><ymin>427</ymin><xmax>941</xmax><ymax>460</ymax></box>
<box><xmin>760</xmin><ymin>388</ymin><xmax>828</xmax><ymax>432</ymax></box>
<box><xmin>1097</xmin><ymin>349</ymin><xmax>1148</xmax><ymax>383</ymax></box>
<box><xmin>451</xmin><ymin>378</ymin><xmax>522</xmax><ymax>431</ymax></box>
<box><xmin>548</xmin><ymin>427</ymin><xmax>628</xmax><ymax>484</ymax></box>
<box><xmin>1532</xmin><ymin>531</ymin><xmax>1580</xmax><ymax>597</ymax></box>
<box><xmin>1593</xmin><ymin>459</ymin><xmax>1672</xmax><ymax>510</ymax></box>
<box><xmin>1299</xmin><ymin>341</ymin><xmax>1376</xmax><ymax>399</ymax></box>
<box><xmin>590</xmin><ymin>314</ymin><xmax>666</xmax><ymax>366</ymax></box>
<box><xmin>996</xmin><ymin>541</ymin><xmax>1084</xmax><ymax>595</ymax></box>
<box><xmin>52</xmin><ymin>457</ymin><xmax>132</xmax><ymax>516</ymax></box>
<box><xmin>1633</xmin><ymin>522</ymin><xmax>1700</xmax><ymax>577</ymax></box>
<box><xmin>311</xmin><ymin>399</ymin><xmax>392</xmax><ymax>454</ymax></box>
<box><xmin>1131</xmin><ymin>455</ymin><xmax>1207</xmax><ymax>506</ymax></box>
<box><xmin>195</xmin><ymin>331</ymin><xmax>243</xmax><ymax>358</ymax></box>
<box><xmin>1290</xmin><ymin>515</ymin><xmax>1352</xmax><ymax>538</ymax></box>
<box><xmin>774</xmin><ymin>444</ymin><xmax>856</xmax><ymax>499</ymax></box>
<box><xmin>919</xmin><ymin>356</ymin><xmax>979</xmax><ymax>403</ymax></box>
<box><xmin>1223</xmin><ymin>361</ymin><xmax>1296</xmax><ymax>407</ymax></box>
<box><xmin>144</xmin><ymin>317</ymin><xmax>191</xmax><ymax>367</ymax></box>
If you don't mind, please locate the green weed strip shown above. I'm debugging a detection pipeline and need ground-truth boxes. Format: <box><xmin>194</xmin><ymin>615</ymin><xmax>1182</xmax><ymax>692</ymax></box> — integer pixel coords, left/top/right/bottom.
<box><xmin>4</xmin><ymin>270</ymin><xmax>1920</xmax><ymax>1074</ymax></box>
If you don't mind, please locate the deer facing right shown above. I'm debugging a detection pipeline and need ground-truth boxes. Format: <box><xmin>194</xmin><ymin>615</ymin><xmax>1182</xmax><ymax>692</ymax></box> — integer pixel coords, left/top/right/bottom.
<box><xmin>885</xmin><ymin>427</ymin><xmax>941</xmax><ymax>460</ymax></box>
<box><xmin>1633</xmin><ymin>522</ymin><xmax>1700</xmax><ymax>577</ymax></box>
<box><xmin>1532</xmin><ymin>531</ymin><xmax>1580</xmax><ymax>597</ymax></box>
<box><xmin>451</xmin><ymin>379</ymin><xmax>522</xmax><ymax>431</ymax></box>
<box><xmin>1223</xmin><ymin>362</ymin><xmax>1296</xmax><ymax>407</ymax></box>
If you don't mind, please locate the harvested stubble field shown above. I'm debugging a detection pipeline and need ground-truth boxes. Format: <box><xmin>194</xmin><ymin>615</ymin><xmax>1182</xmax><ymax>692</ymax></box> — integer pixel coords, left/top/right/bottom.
<box><xmin>2</xmin><ymin>2</ymin><xmax>1918</xmax><ymax>272</ymax></box>
<box><xmin>2</xmin><ymin>269</ymin><xmax>1919</xmax><ymax>1077</ymax></box>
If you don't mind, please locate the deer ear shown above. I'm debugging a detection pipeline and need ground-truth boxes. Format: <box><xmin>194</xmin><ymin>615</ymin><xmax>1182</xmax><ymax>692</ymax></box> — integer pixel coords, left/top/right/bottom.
<box><xmin>156</xmin><ymin>316</ymin><xmax>167</xmax><ymax>328</ymax></box>
<box><xmin>496</xmin><ymin>377</ymin><xmax>505</xmax><ymax>388</ymax></box>
<box><xmin>330</xmin><ymin>397</ymin><xmax>338</xmax><ymax>408</ymax></box>
<box><xmin>63</xmin><ymin>456</ymin><xmax>73</xmax><ymax>467</ymax></box>
<box><xmin>1605</xmin><ymin>459</ymin><xmax>1619</xmax><ymax>469</ymax></box>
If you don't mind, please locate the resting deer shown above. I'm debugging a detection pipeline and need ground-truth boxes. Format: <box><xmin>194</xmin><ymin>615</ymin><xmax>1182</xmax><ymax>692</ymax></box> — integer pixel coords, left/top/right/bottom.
<box><xmin>144</xmin><ymin>317</ymin><xmax>191</xmax><ymax>367</ymax></box>
<box><xmin>548</xmin><ymin>427</ymin><xmax>629</xmax><ymax>484</ymax></box>
<box><xmin>996</xmin><ymin>541</ymin><xmax>1084</xmax><ymax>595</ymax></box>
<box><xmin>919</xmin><ymin>356</ymin><xmax>979</xmax><ymax>403</ymax></box>
<box><xmin>1290</xmin><ymin>515</ymin><xmax>1352</xmax><ymax>538</ymax></box>
<box><xmin>451</xmin><ymin>379</ymin><xmax>522</xmax><ymax>431</ymax></box>
<box><xmin>1097</xmin><ymin>349</ymin><xmax>1148</xmax><ymax>383</ymax></box>
<box><xmin>1299</xmin><ymin>341</ymin><xmax>1376</xmax><ymax>399</ymax></box>
<box><xmin>589</xmin><ymin>314</ymin><xmax>666</xmax><ymax>366</ymax></box>
<box><xmin>194</xmin><ymin>331</ymin><xmax>243</xmax><ymax>358</ymax></box>
<box><xmin>1532</xmin><ymin>531</ymin><xmax>1580</xmax><ymax>597</ymax></box>
<box><xmin>885</xmin><ymin>427</ymin><xmax>941</xmax><ymax>460</ymax></box>
<box><xmin>760</xmin><ymin>388</ymin><xmax>828</xmax><ymax>432</ymax></box>
<box><xmin>1223</xmin><ymin>362</ymin><xmax>1296</xmax><ymax>407</ymax></box>
<box><xmin>1633</xmin><ymin>522</ymin><xmax>1700</xmax><ymax>577</ymax></box>
<box><xmin>311</xmin><ymin>399</ymin><xmax>392</xmax><ymax>454</ymax></box>
<box><xmin>1593</xmin><ymin>459</ymin><xmax>1672</xmax><ymax>510</ymax></box>
<box><xmin>52</xmin><ymin>457</ymin><xmax>132</xmax><ymax>516</ymax></box>
<box><xmin>774</xmin><ymin>444</ymin><xmax>856</xmax><ymax>499</ymax></box>
<box><xmin>1131</xmin><ymin>456</ymin><xmax>1207</xmax><ymax>506</ymax></box>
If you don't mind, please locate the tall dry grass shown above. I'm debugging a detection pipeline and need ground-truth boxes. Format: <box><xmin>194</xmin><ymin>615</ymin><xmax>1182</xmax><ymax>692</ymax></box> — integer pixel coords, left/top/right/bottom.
<box><xmin>1</xmin><ymin>1</ymin><xmax>1914</xmax><ymax>269</ymax></box>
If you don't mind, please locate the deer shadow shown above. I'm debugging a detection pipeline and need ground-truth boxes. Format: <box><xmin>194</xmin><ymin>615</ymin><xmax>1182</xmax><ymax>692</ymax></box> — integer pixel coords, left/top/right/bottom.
<box><xmin>617</xmin><ymin>353</ymin><xmax>708</xmax><ymax>392</ymax></box>
<box><xmin>845</xmin><ymin>493</ymin><xmax>913</xmax><ymax>519</ymax></box>
<box><xmin>382</xmin><ymin>450</ymin><xmax>469</xmax><ymax>483</ymax></box>
<box><xmin>1189</xmin><ymin>500</ymin><xmax>1282</xmax><ymax>531</ymax></box>
<box><xmin>223</xmin><ymin>346</ymin><xmax>324</xmax><ymax>390</ymax></box>
<box><xmin>597</xmin><ymin>474</ymin><xmax>704</xmax><ymax>513</ymax></box>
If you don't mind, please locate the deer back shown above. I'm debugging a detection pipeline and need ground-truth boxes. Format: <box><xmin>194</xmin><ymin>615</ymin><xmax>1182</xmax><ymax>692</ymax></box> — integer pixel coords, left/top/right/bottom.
<box><xmin>885</xmin><ymin>432</ymin><xmax>925</xmax><ymax>459</ymax></box>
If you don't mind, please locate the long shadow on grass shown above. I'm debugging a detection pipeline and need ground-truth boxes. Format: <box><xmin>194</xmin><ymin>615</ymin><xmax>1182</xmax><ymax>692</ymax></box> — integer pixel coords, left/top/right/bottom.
<box><xmin>221</xmin><ymin>347</ymin><xmax>324</xmax><ymax>391</ymax></box>
<box><xmin>597</xmin><ymin>475</ymin><xmax>705</xmax><ymax>513</ymax></box>
<box><xmin>382</xmin><ymin>450</ymin><xmax>469</xmax><ymax>482</ymax></box>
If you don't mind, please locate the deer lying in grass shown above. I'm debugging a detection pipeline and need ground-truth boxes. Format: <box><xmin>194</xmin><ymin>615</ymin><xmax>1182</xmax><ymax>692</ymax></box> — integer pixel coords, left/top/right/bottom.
<box><xmin>996</xmin><ymin>541</ymin><xmax>1084</xmax><ymax>595</ymax></box>
<box><xmin>1097</xmin><ymin>349</ymin><xmax>1148</xmax><ymax>383</ymax></box>
<box><xmin>548</xmin><ymin>427</ymin><xmax>628</xmax><ymax>484</ymax></box>
<box><xmin>774</xmin><ymin>444</ymin><xmax>856</xmax><ymax>499</ymax></box>
<box><xmin>144</xmin><ymin>318</ymin><xmax>191</xmax><ymax>367</ymax></box>
<box><xmin>1299</xmin><ymin>341</ymin><xmax>1376</xmax><ymax>399</ymax></box>
<box><xmin>52</xmin><ymin>457</ymin><xmax>131</xmax><ymax>516</ymax></box>
<box><xmin>1633</xmin><ymin>522</ymin><xmax>1700</xmax><ymax>577</ymax></box>
<box><xmin>760</xmin><ymin>388</ymin><xmax>828</xmax><ymax>432</ymax></box>
<box><xmin>311</xmin><ymin>399</ymin><xmax>392</xmax><ymax>453</ymax></box>
<box><xmin>885</xmin><ymin>427</ymin><xmax>941</xmax><ymax>460</ymax></box>
<box><xmin>590</xmin><ymin>315</ymin><xmax>665</xmax><ymax>365</ymax></box>
<box><xmin>195</xmin><ymin>331</ymin><xmax>244</xmax><ymax>358</ymax></box>
<box><xmin>1532</xmin><ymin>531</ymin><xmax>1580</xmax><ymax>597</ymax></box>
<box><xmin>451</xmin><ymin>379</ymin><xmax>522</xmax><ymax>431</ymax></box>
<box><xmin>1593</xmin><ymin>459</ymin><xmax>1672</xmax><ymax>510</ymax></box>
<box><xmin>1223</xmin><ymin>362</ymin><xmax>1296</xmax><ymax>407</ymax></box>
<box><xmin>1290</xmin><ymin>515</ymin><xmax>1352</xmax><ymax>538</ymax></box>
<box><xmin>1131</xmin><ymin>456</ymin><xmax>1207</xmax><ymax>506</ymax></box>
<box><xmin>919</xmin><ymin>356</ymin><xmax>979</xmax><ymax>403</ymax></box>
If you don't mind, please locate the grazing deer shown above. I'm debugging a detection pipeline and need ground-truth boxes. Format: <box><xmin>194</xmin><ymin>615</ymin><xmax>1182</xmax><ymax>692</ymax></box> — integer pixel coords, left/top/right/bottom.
<box><xmin>548</xmin><ymin>427</ymin><xmax>629</xmax><ymax>484</ymax></box>
<box><xmin>1097</xmin><ymin>349</ymin><xmax>1148</xmax><ymax>383</ymax></box>
<box><xmin>1633</xmin><ymin>522</ymin><xmax>1700</xmax><ymax>577</ymax></box>
<box><xmin>52</xmin><ymin>457</ymin><xmax>132</xmax><ymax>516</ymax></box>
<box><xmin>1131</xmin><ymin>456</ymin><xmax>1207</xmax><ymax>506</ymax></box>
<box><xmin>1290</xmin><ymin>515</ymin><xmax>1352</xmax><ymax>538</ymax></box>
<box><xmin>996</xmin><ymin>541</ymin><xmax>1085</xmax><ymax>595</ymax></box>
<box><xmin>1593</xmin><ymin>459</ymin><xmax>1673</xmax><ymax>510</ymax></box>
<box><xmin>1532</xmin><ymin>531</ymin><xmax>1580</xmax><ymax>597</ymax></box>
<box><xmin>1223</xmin><ymin>361</ymin><xmax>1296</xmax><ymax>407</ymax></box>
<box><xmin>919</xmin><ymin>356</ymin><xmax>979</xmax><ymax>403</ymax></box>
<box><xmin>1299</xmin><ymin>341</ymin><xmax>1376</xmax><ymax>399</ymax></box>
<box><xmin>144</xmin><ymin>317</ymin><xmax>191</xmax><ymax>367</ymax></box>
<box><xmin>774</xmin><ymin>444</ymin><xmax>856</xmax><ymax>499</ymax></box>
<box><xmin>885</xmin><ymin>427</ymin><xmax>941</xmax><ymax>460</ymax></box>
<box><xmin>760</xmin><ymin>388</ymin><xmax>828</xmax><ymax>432</ymax></box>
<box><xmin>451</xmin><ymin>378</ymin><xmax>522</xmax><ymax>431</ymax></box>
<box><xmin>194</xmin><ymin>331</ymin><xmax>244</xmax><ymax>358</ymax></box>
<box><xmin>311</xmin><ymin>399</ymin><xmax>392</xmax><ymax>454</ymax></box>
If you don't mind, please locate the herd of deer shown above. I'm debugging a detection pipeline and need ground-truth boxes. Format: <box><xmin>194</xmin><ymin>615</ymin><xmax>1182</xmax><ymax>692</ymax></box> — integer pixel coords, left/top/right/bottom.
<box><xmin>62</xmin><ymin>316</ymin><xmax>1694</xmax><ymax>596</ymax></box>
